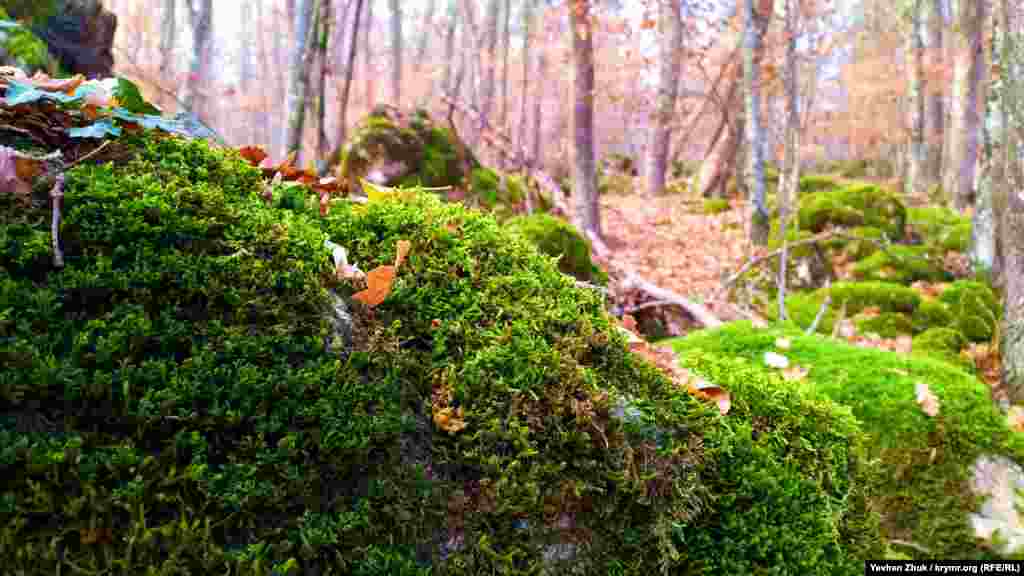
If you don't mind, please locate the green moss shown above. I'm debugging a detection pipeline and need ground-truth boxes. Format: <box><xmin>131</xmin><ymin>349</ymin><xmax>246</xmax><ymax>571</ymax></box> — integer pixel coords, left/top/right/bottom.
<box><xmin>907</xmin><ymin>206</ymin><xmax>972</xmax><ymax>252</ymax></box>
<box><xmin>939</xmin><ymin>280</ymin><xmax>1001</xmax><ymax>343</ymax></box>
<box><xmin>834</xmin><ymin>226</ymin><xmax>885</xmax><ymax>260</ymax></box>
<box><xmin>598</xmin><ymin>171</ymin><xmax>634</xmax><ymax>196</ymax></box>
<box><xmin>506</xmin><ymin>212</ymin><xmax>605</xmax><ymax>284</ymax></box>
<box><xmin>766</xmin><ymin>291</ymin><xmax>834</xmax><ymax>334</ymax></box>
<box><xmin>911</xmin><ymin>299</ymin><xmax>955</xmax><ymax>334</ymax></box>
<box><xmin>6</xmin><ymin>130</ymin><xmax>882</xmax><ymax>573</ymax></box>
<box><xmin>851</xmin><ymin>244</ymin><xmax>949</xmax><ymax>284</ymax></box>
<box><xmin>703</xmin><ymin>198</ymin><xmax>730</xmax><ymax>214</ymax></box>
<box><xmin>799</xmin><ymin>184</ymin><xmax>907</xmax><ymax>238</ymax></box>
<box><xmin>824</xmin><ymin>281</ymin><xmax>922</xmax><ymax>315</ymax></box>
<box><xmin>838</xmin><ymin>159</ymin><xmax>871</xmax><ymax>179</ymax></box>
<box><xmin>855</xmin><ymin>312</ymin><xmax>913</xmax><ymax>338</ymax></box>
<box><xmin>912</xmin><ymin>327</ymin><xmax>971</xmax><ymax>369</ymax></box>
<box><xmin>0</xmin><ymin>11</ymin><xmax>57</xmax><ymax>74</ymax></box>
<box><xmin>944</xmin><ymin>221</ymin><xmax>972</xmax><ymax>252</ymax></box>
<box><xmin>798</xmin><ymin>174</ymin><xmax>842</xmax><ymax>194</ymax></box>
<box><xmin>670</xmin><ymin>322</ymin><xmax>1024</xmax><ymax>559</ymax></box>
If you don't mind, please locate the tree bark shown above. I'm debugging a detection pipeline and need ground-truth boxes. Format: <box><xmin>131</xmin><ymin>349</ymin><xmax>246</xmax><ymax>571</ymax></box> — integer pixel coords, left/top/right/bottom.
<box><xmin>480</xmin><ymin>0</ymin><xmax>502</xmax><ymax>151</ymax></box>
<box><xmin>336</xmin><ymin>0</ymin><xmax>365</xmax><ymax>151</ymax></box>
<box><xmin>315</xmin><ymin>0</ymin><xmax>332</xmax><ymax>172</ymax></box>
<box><xmin>285</xmin><ymin>0</ymin><xmax>319</xmax><ymax>158</ymax></box>
<box><xmin>498</xmin><ymin>0</ymin><xmax>511</xmax><ymax>169</ymax></box>
<box><xmin>569</xmin><ymin>0</ymin><xmax>601</xmax><ymax>240</ymax></box>
<box><xmin>778</xmin><ymin>0</ymin><xmax>800</xmax><ymax>321</ymax></box>
<box><xmin>644</xmin><ymin>0</ymin><xmax>683</xmax><ymax>196</ymax></box>
<box><xmin>389</xmin><ymin>0</ymin><xmax>402</xmax><ymax>107</ymax></box>
<box><xmin>182</xmin><ymin>0</ymin><xmax>212</xmax><ymax>117</ymax></box>
<box><xmin>518</xmin><ymin>0</ymin><xmax>535</xmax><ymax>162</ymax></box>
<box><xmin>945</xmin><ymin>0</ymin><xmax>987</xmax><ymax>211</ymax></box>
<box><xmin>159</xmin><ymin>0</ymin><xmax>177</xmax><ymax>112</ymax></box>
<box><xmin>926</xmin><ymin>0</ymin><xmax>945</xmax><ymax>183</ymax></box>
<box><xmin>363</xmin><ymin>0</ymin><xmax>375</xmax><ymax>110</ymax></box>
<box><xmin>743</xmin><ymin>0</ymin><xmax>770</xmax><ymax>246</ymax></box>
<box><xmin>906</xmin><ymin>0</ymin><xmax>927</xmax><ymax>197</ymax></box>
<box><xmin>531</xmin><ymin>17</ymin><xmax>547</xmax><ymax>167</ymax></box>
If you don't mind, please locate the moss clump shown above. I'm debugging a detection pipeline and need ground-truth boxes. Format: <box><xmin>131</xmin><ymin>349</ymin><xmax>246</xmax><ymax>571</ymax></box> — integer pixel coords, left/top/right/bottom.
<box><xmin>939</xmin><ymin>280</ymin><xmax>1001</xmax><ymax>342</ymax></box>
<box><xmin>798</xmin><ymin>174</ymin><xmax>842</xmax><ymax>194</ymax></box>
<box><xmin>913</xmin><ymin>327</ymin><xmax>971</xmax><ymax>370</ymax></box>
<box><xmin>907</xmin><ymin>206</ymin><xmax>972</xmax><ymax>253</ymax></box>
<box><xmin>851</xmin><ymin>244</ymin><xmax>949</xmax><ymax>284</ymax></box>
<box><xmin>766</xmin><ymin>291</ymin><xmax>833</xmax><ymax>334</ymax></box>
<box><xmin>799</xmin><ymin>184</ymin><xmax>907</xmax><ymax>239</ymax></box>
<box><xmin>911</xmin><ymin>299</ymin><xmax>955</xmax><ymax>334</ymax></box>
<box><xmin>506</xmin><ymin>212</ymin><xmax>606</xmax><ymax>284</ymax></box>
<box><xmin>0</xmin><ymin>7</ymin><xmax>59</xmax><ymax>74</ymax></box>
<box><xmin>702</xmin><ymin>197</ymin><xmax>730</xmax><ymax>214</ymax></box>
<box><xmin>0</xmin><ymin>130</ymin><xmax>887</xmax><ymax>573</ymax></box>
<box><xmin>670</xmin><ymin>322</ymin><xmax>1024</xmax><ymax>559</ymax></box>
<box><xmin>855</xmin><ymin>312</ymin><xmax>913</xmax><ymax>338</ymax></box>
<box><xmin>824</xmin><ymin>281</ymin><xmax>922</xmax><ymax>315</ymax></box>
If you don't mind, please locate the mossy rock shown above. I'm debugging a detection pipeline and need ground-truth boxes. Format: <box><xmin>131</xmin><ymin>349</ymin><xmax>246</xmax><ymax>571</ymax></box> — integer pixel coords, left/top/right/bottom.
<box><xmin>670</xmin><ymin>322</ymin><xmax>1024</xmax><ymax>559</ymax></box>
<box><xmin>939</xmin><ymin>280</ymin><xmax>1001</xmax><ymax>343</ymax></box>
<box><xmin>829</xmin><ymin>226</ymin><xmax>885</xmax><ymax>260</ymax></box>
<box><xmin>851</xmin><ymin>244</ymin><xmax>949</xmax><ymax>284</ymax></box>
<box><xmin>854</xmin><ymin>312</ymin><xmax>913</xmax><ymax>338</ymax></box>
<box><xmin>823</xmin><ymin>281</ymin><xmax>922</xmax><ymax>315</ymax></box>
<box><xmin>912</xmin><ymin>327</ymin><xmax>971</xmax><ymax>370</ymax></box>
<box><xmin>702</xmin><ymin>198</ymin><xmax>730</xmax><ymax>214</ymax></box>
<box><xmin>0</xmin><ymin>129</ymin><xmax>889</xmax><ymax>573</ymax></box>
<box><xmin>907</xmin><ymin>206</ymin><xmax>972</xmax><ymax>253</ymax></box>
<box><xmin>0</xmin><ymin>7</ymin><xmax>60</xmax><ymax>75</ymax></box>
<box><xmin>911</xmin><ymin>299</ymin><xmax>955</xmax><ymax>334</ymax></box>
<box><xmin>798</xmin><ymin>184</ymin><xmax>907</xmax><ymax>239</ymax></box>
<box><xmin>798</xmin><ymin>174</ymin><xmax>842</xmax><ymax>194</ymax></box>
<box><xmin>506</xmin><ymin>212</ymin><xmax>606</xmax><ymax>285</ymax></box>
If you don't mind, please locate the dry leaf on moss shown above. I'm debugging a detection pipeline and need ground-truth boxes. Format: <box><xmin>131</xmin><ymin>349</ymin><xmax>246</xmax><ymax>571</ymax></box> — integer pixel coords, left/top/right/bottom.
<box><xmin>915</xmin><ymin>382</ymin><xmax>940</xmax><ymax>417</ymax></box>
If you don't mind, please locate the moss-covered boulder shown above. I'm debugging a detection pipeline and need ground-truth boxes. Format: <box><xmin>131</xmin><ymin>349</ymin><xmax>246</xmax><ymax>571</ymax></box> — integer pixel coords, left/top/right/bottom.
<box><xmin>823</xmin><ymin>281</ymin><xmax>922</xmax><ymax>315</ymax></box>
<box><xmin>911</xmin><ymin>299</ymin><xmax>955</xmax><ymax>334</ymax></box>
<box><xmin>0</xmin><ymin>7</ymin><xmax>60</xmax><ymax>75</ymax></box>
<box><xmin>851</xmin><ymin>244</ymin><xmax>950</xmax><ymax>284</ymax></box>
<box><xmin>0</xmin><ymin>131</ymin><xmax>883</xmax><ymax>574</ymax></box>
<box><xmin>670</xmin><ymin>322</ymin><xmax>1024</xmax><ymax>559</ymax></box>
<box><xmin>855</xmin><ymin>312</ymin><xmax>914</xmax><ymax>338</ymax></box>
<box><xmin>339</xmin><ymin>107</ymin><xmax>523</xmax><ymax>216</ymax></box>
<box><xmin>3</xmin><ymin>0</ymin><xmax>116</xmax><ymax>77</ymax></box>
<box><xmin>912</xmin><ymin>326</ymin><xmax>969</xmax><ymax>367</ymax></box>
<box><xmin>907</xmin><ymin>206</ymin><xmax>972</xmax><ymax>252</ymax></box>
<box><xmin>939</xmin><ymin>280</ymin><xmax>1001</xmax><ymax>343</ymax></box>
<box><xmin>798</xmin><ymin>174</ymin><xmax>842</xmax><ymax>194</ymax></box>
<box><xmin>799</xmin><ymin>183</ymin><xmax>907</xmax><ymax>239</ymax></box>
<box><xmin>506</xmin><ymin>212</ymin><xmax>606</xmax><ymax>284</ymax></box>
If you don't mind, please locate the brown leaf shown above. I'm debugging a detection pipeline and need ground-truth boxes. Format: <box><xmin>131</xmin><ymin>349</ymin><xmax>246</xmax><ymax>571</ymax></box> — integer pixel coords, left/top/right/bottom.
<box><xmin>915</xmin><ymin>382</ymin><xmax>940</xmax><ymax>417</ymax></box>
<box><xmin>353</xmin><ymin>265</ymin><xmax>396</xmax><ymax>307</ymax></box>
<box><xmin>394</xmin><ymin>239</ymin><xmax>411</xmax><ymax>269</ymax></box>
<box><xmin>688</xmin><ymin>378</ymin><xmax>731</xmax><ymax>415</ymax></box>
<box><xmin>237</xmin><ymin>145</ymin><xmax>268</xmax><ymax>166</ymax></box>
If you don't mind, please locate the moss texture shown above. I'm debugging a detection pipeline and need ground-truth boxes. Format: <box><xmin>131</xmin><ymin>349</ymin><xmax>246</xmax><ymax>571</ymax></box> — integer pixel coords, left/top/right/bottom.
<box><xmin>911</xmin><ymin>300</ymin><xmax>955</xmax><ymax>334</ymax></box>
<box><xmin>851</xmin><ymin>244</ymin><xmax>949</xmax><ymax>284</ymax></box>
<box><xmin>907</xmin><ymin>206</ymin><xmax>972</xmax><ymax>253</ymax></box>
<box><xmin>798</xmin><ymin>184</ymin><xmax>906</xmax><ymax>239</ymax></box>
<box><xmin>0</xmin><ymin>6</ymin><xmax>59</xmax><ymax>74</ymax></box>
<box><xmin>798</xmin><ymin>174</ymin><xmax>842</xmax><ymax>194</ymax></box>
<box><xmin>670</xmin><ymin>322</ymin><xmax>1024</xmax><ymax>560</ymax></box>
<box><xmin>855</xmin><ymin>312</ymin><xmax>914</xmax><ymax>338</ymax></box>
<box><xmin>506</xmin><ymin>213</ymin><xmax>606</xmax><ymax>285</ymax></box>
<box><xmin>823</xmin><ymin>281</ymin><xmax>922</xmax><ymax>315</ymax></box>
<box><xmin>702</xmin><ymin>198</ymin><xmax>730</xmax><ymax>214</ymax></box>
<box><xmin>0</xmin><ymin>132</ymin><xmax>881</xmax><ymax>574</ymax></box>
<box><xmin>912</xmin><ymin>327</ymin><xmax>972</xmax><ymax>370</ymax></box>
<box><xmin>939</xmin><ymin>280</ymin><xmax>1001</xmax><ymax>343</ymax></box>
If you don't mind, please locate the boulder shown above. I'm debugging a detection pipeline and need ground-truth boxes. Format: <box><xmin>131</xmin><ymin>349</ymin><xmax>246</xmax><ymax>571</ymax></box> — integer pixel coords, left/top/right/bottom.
<box><xmin>5</xmin><ymin>0</ymin><xmax>116</xmax><ymax>78</ymax></box>
<box><xmin>0</xmin><ymin>128</ymin><xmax>881</xmax><ymax>574</ymax></box>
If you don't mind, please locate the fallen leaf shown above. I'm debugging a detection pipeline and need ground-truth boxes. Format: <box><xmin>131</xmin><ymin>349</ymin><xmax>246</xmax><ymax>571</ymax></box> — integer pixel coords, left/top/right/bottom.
<box><xmin>781</xmin><ymin>365</ymin><xmax>808</xmax><ymax>382</ymax></box>
<box><xmin>915</xmin><ymin>382</ymin><xmax>940</xmax><ymax>417</ymax></box>
<box><xmin>688</xmin><ymin>378</ymin><xmax>731</xmax><ymax>415</ymax></box>
<box><xmin>1008</xmin><ymin>406</ymin><xmax>1024</xmax><ymax>433</ymax></box>
<box><xmin>394</xmin><ymin>239</ymin><xmax>411</xmax><ymax>268</ymax></box>
<box><xmin>353</xmin><ymin>265</ymin><xmax>396</xmax><ymax>307</ymax></box>
<box><xmin>237</xmin><ymin>145</ymin><xmax>268</xmax><ymax>166</ymax></box>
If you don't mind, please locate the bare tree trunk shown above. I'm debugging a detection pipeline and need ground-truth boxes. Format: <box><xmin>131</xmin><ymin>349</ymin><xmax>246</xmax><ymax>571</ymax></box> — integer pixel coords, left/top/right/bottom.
<box><xmin>569</xmin><ymin>0</ymin><xmax>601</xmax><ymax>240</ymax></box>
<box><xmin>906</xmin><ymin>0</ymin><xmax>927</xmax><ymax>197</ymax></box>
<box><xmin>532</xmin><ymin>30</ymin><xmax>546</xmax><ymax>169</ymax></box>
<box><xmin>945</xmin><ymin>0</ymin><xmax>987</xmax><ymax>211</ymax></box>
<box><xmin>285</xmin><ymin>0</ymin><xmax>320</xmax><ymax>158</ymax></box>
<box><xmin>389</xmin><ymin>0</ymin><xmax>402</xmax><ymax>107</ymax></box>
<box><xmin>363</xmin><ymin>0</ymin><xmax>375</xmax><ymax>110</ymax></box>
<box><xmin>479</xmin><ymin>0</ymin><xmax>502</xmax><ymax>152</ymax></box>
<box><xmin>182</xmin><ymin>0</ymin><xmax>213</xmax><ymax>117</ymax></box>
<box><xmin>498</xmin><ymin>0</ymin><xmax>511</xmax><ymax>169</ymax></box>
<box><xmin>777</xmin><ymin>0</ymin><xmax>801</xmax><ymax>321</ymax></box>
<box><xmin>418</xmin><ymin>0</ymin><xmax>439</xmax><ymax>106</ymax></box>
<box><xmin>442</xmin><ymin>0</ymin><xmax>458</xmax><ymax>99</ymax></box>
<box><xmin>644</xmin><ymin>0</ymin><xmax>683</xmax><ymax>197</ymax></box>
<box><xmin>159</xmin><ymin>0</ymin><xmax>177</xmax><ymax>112</ymax></box>
<box><xmin>694</xmin><ymin>68</ymin><xmax>743</xmax><ymax>199</ymax></box>
<box><xmin>315</xmin><ymin>0</ymin><xmax>332</xmax><ymax>172</ymax></box>
<box><xmin>336</xmin><ymin>0</ymin><xmax>365</xmax><ymax>150</ymax></box>
<box><xmin>743</xmin><ymin>0</ymin><xmax>770</xmax><ymax>246</ymax></box>
<box><xmin>518</xmin><ymin>0</ymin><xmax>534</xmax><ymax>162</ymax></box>
<box><xmin>926</xmin><ymin>0</ymin><xmax>945</xmax><ymax>183</ymax></box>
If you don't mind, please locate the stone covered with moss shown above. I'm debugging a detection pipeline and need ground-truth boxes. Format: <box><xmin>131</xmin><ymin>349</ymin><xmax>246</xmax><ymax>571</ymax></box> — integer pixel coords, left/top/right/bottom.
<box><xmin>823</xmin><ymin>281</ymin><xmax>922</xmax><ymax>315</ymax></box>
<box><xmin>855</xmin><ymin>312</ymin><xmax>914</xmax><ymax>338</ymax></box>
<box><xmin>0</xmin><ymin>132</ymin><xmax>883</xmax><ymax>574</ymax></box>
<box><xmin>939</xmin><ymin>280</ymin><xmax>1001</xmax><ymax>343</ymax></box>
<box><xmin>798</xmin><ymin>183</ymin><xmax>906</xmax><ymax>239</ymax></box>
<box><xmin>851</xmin><ymin>244</ymin><xmax>949</xmax><ymax>284</ymax></box>
<box><xmin>670</xmin><ymin>322</ymin><xmax>1024</xmax><ymax>559</ymax></box>
<box><xmin>798</xmin><ymin>174</ymin><xmax>842</xmax><ymax>194</ymax></box>
<box><xmin>0</xmin><ymin>6</ymin><xmax>60</xmax><ymax>74</ymax></box>
<box><xmin>506</xmin><ymin>212</ymin><xmax>606</xmax><ymax>285</ymax></box>
<box><xmin>338</xmin><ymin>106</ymin><xmax>523</xmax><ymax>216</ymax></box>
<box><xmin>911</xmin><ymin>299</ymin><xmax>955</xmax><ymax>334</ymax></box>
<box><xmin>907</xmin><ymin>206</ymin><xmax>972</xmax><ymax>252</ymax></box>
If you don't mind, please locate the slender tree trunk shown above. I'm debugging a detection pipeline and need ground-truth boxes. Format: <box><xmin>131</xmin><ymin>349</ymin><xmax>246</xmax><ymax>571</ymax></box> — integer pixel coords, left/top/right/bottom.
<box><xmin>315</xmin><ymin>0</ymin><xmax>332</xmax><ymax>172</ymax></box>
<box><xmin>285</xmin><ymin>0</ymin><xmax>320</xmax><ymax>157</ymax></box>
<box><xmin>569</xmin><ymin>0</ymin><xmax>601</xmax><ymax>240</ymax></box>
<box><xmin>479</xmin><ymin>0</ymin><xmax>502</xmax><ymax>150</ymax></box>
<box><xmin>778</xmin><ymin>0</ymin><xmax>801</xmax><ymax>321</ymax></box>
<box><xmin>442</xmin><ymin>0</ymin><xmax>458</xmax><ymax>98</ymax></box>
<box><xmin>743</xmin><ymin>0</ymin><xmax>770</xmax><ymax>246</ymax></box>
<box><xmin>389</xmin><ymin>0</ymin><xmax>402</xmax><ymax>106</ymax></box>
<box><xmin>906</xmin><ymin>0</ymin><xmax>927</xmax><ymax>197</ymax></box>
<box><xmin>532</xmin><ymin>28</ymin><xmax>547</xmax><ymax>169</ymax></box>
<box><xmin>159</xmin><ymin>0</ymin><xmax>177</xmax><ymax>111</ymax></box>
<box><xmin>945</xmin><ymin>0</ymin><xmax>987</xmax><ymax>211</ymax></box>
<box><xmin>182</xmin><ymin>0</ymin><xmax>213</xmax><ymax>117</ymax></box>
<box><xmin>518</xmin><ymin>0</ymin><xmax>534</xmax><ymax>162</ymax></box>
<box><xmin>498</xmin><ymin>0</ymin><xmax>511</xmax><ymax>169</ymax></box>
<box><xmin>337</xmin><ymin>0</ymin><xmax>366</xmax><ymax>154</ymax></box>
<box><xmin>645</xmin><ymin>0</ymin><xmax>683</xmax><ymax>196</ymax></box>
<box><xmin>926</xmin><ymin>0</ymin><xmax>945</xmax><ymax>183</ymax></box>
<box><xmin>363</xmin><ymin>0</ymin><xmax>375</xmax><ymax>110</ymax></box>
<box><xmin>419</xmin><ymin>0</ymin><xmax>439</xmax><ymax>105</ymax></box>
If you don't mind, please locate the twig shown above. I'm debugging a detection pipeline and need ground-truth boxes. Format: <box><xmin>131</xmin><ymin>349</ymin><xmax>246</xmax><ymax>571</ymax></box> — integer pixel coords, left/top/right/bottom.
<box><xmin>66</xmin><ymin>140</ymin><xmax>110</xmax><ymax>168</ymax></box>
<box><xmin>50</xmin><ymin>174</ymin><xmax>64</xmax><ymax>268</ymax></box>
<box><xmin>806</xmin><ymin>279</ymin><xmax>831</xmax><ymax>335</ymax></box>
<box><xmin>831</xmin><ymin>300</ymin><xmax>847</xmax><ymax>339</ymax></box>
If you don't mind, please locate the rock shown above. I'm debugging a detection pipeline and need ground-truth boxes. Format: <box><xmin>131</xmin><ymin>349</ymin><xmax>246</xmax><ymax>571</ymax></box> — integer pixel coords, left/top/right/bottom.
<box><xmin>8</xmin><ymin>0</ymin><xmax>117</xmax><ymax>78</ymax></box>
<box><xmin>970</xmin><ymin>454</ymin><xmax>1024</xmax><ymax>555</ymax></box>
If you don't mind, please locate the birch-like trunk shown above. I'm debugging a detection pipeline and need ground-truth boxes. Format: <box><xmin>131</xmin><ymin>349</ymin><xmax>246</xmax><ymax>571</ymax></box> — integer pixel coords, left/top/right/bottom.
<box><xmin>906</xmin><ymin>0</ymin><xmax>927</xmax><ymax>197</ymax></box>
<box><xmin>337</xmin><ymin>0</ymin><xmax>366</xmax><ymax>149</ymax></box>
<box><xmin>569</xmin><ymin>0</ymin><xmax>601</xmax><ymax>240</ymax></box>
<box><xmin>644</xmin><ymin>0</ymin><xmax>683</xmax><ymax>196</ymax></box>
<box><xmin>159</xmin><ymin>0</ymin><xmax>177</xmax><ymax>111</ymax></box>
<box><xmin>777</xmin><ymin>0</ymin><xmax>800</xmax><ymax>321</ymax></box>
<box><xmin>926</xmin><ymin>0</ymin><xmax>945</xmax><ymax>183</ymax></box>
<box><xmin>743</xmin><ymin>0</ymin><xmax>769</xmax><ymax>246</ymax></box>
<box><xmin>182</xmin><ymin>0</ymin><xmax>212</xmax><ymax>116</ymax></box>
<box><xmin>531</xmin><ymin>21</ymin><xmax>547</xmax><ymax>168</ymax></box>
<box><xmin>518</xmin><ymin>0</ymin><xmax>535</xmax><ymax>162</ymax></box>
<box><xmin>389</xmin><ymin>0</ymin><xmax>402</xmax><ymax>107</ymax></box>
<box><xmin>285</xmin><ymin>0</ymin><xmax>318</xmax><ymax>158</ymax></box>
<box><xmin>945</xmin><ymin>0</ymin><xmax>987</xmax><ymax>211</ymax></box>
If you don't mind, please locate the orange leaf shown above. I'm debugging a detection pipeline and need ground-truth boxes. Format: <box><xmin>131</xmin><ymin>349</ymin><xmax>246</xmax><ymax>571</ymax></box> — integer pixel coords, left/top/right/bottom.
<box><xmin>641</xmin><ymin>18</ymin><xmax>656</xmax><ymax>29</ymax></box>
<box><xmin>353</xmin><ymin>265</ymin><xmax>396</xmax><ymax>307</ymax></box>
<box><xmin>689</xmin><ymin>378</ymin><xmax>731</xmax><ymax>415</ymax></box>
<box><xmin>237</xmin><ymin>145</ymin><xmax>268</xmax><ymax>166</ymax></box>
